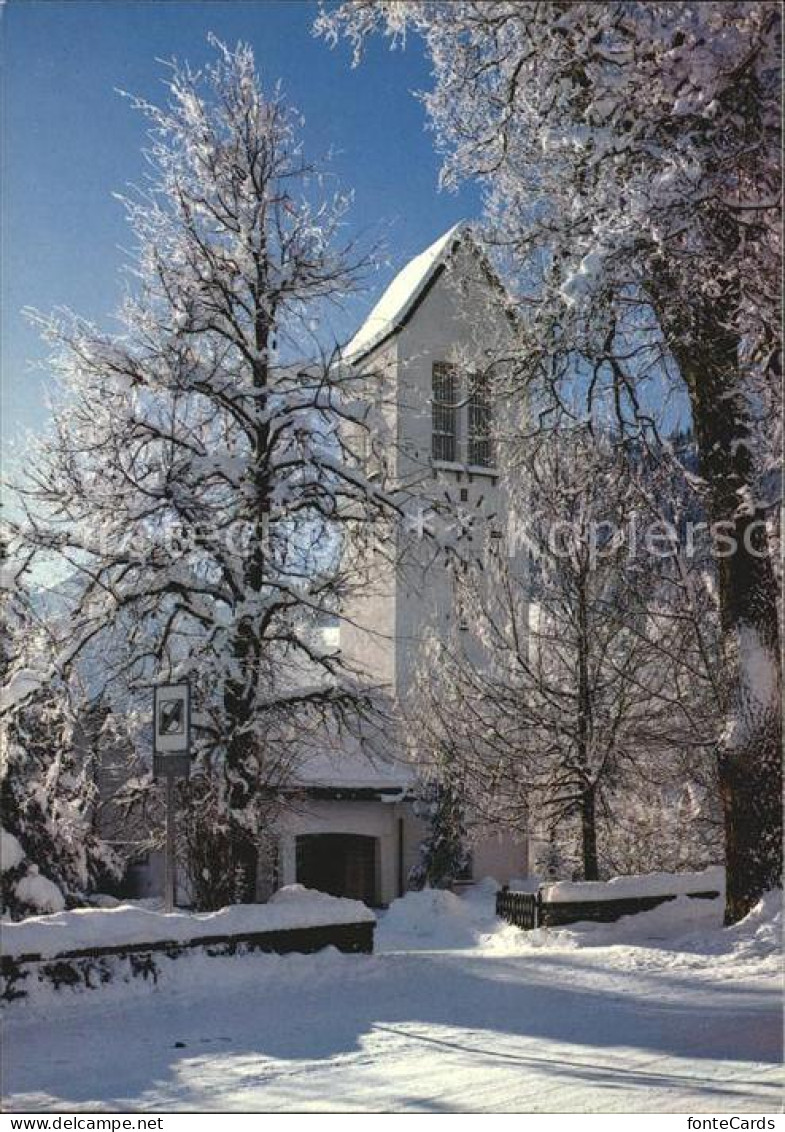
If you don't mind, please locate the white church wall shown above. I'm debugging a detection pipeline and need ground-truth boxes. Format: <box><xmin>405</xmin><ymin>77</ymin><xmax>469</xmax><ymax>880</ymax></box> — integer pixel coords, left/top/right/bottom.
<box><xmin>391</xmin><ymin>240</ymin><xmax>520</xmax><ymax>702</ymax></box>
<box><xmin>338</xmin><ymin>336</ymin><xmax>400</xmax><ymax>692</ymax></box>
<box><xmin>471</xmin><ymin>831</ymin><xmax>530</xmax><ymax>887</ymax></box>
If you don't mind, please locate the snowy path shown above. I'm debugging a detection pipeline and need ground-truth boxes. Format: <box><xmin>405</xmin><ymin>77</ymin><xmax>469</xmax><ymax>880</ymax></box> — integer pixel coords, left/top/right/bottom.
<box><xmin>3</xmin><ymin>891</ymin><xmax>782</xmax><ymax>1113</ymax></box>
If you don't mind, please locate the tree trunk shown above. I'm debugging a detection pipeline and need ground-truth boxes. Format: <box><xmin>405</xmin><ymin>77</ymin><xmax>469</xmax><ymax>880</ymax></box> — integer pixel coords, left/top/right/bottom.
<box><xmin>580</xmin><ymin>787</ymin><xmax>599</xmax><ymax>881</ymax></box>
<box><xmin>575</xmin><ymin>569</ymin><xmax>600</xmax><ymax>881</ymax></box>
<box><xmin>223</xmin><ymin>296</ymin><xmax>272</xmax><ymax>902</ymax></box>
<box><xmin>713</xmin><ymin>499</ymin><xmax>782</xmax><ymax>923</ymax></box>
<box><xmin>665</xmin><ymin>298</ymin><xmax>782</xmax><ymax>923</ymax></box>
<box><xmin>230</xmin><ymin>825</ymin><xmax>258</xmax><ymax>904</ymax></box>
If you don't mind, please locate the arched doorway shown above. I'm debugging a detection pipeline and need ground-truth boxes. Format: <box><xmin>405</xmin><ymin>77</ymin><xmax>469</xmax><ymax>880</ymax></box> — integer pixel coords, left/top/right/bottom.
<box><xmin>296</xmin><ymin>833</ymin><xmax>378</xmax><ymax>906</ymax></box>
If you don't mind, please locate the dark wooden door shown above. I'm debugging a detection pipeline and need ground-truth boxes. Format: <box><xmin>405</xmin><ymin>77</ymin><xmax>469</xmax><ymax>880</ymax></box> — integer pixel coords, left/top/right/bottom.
<box><xmin>296</xmin><ymin>833</ymin><xmax>377</xmax><ymax>906</ymax></box>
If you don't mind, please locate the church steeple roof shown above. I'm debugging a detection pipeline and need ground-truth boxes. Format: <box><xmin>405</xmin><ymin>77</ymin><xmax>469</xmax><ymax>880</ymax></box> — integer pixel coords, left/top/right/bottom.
<box><xmin>345</xmin><ymin>222</ymin><xmax>467</xmax><ymax>363</ymax></box>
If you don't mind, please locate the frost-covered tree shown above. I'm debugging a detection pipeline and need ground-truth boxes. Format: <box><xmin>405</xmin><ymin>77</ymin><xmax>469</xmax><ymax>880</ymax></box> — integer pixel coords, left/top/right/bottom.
<box><xmin>412</xmin><ymin>431</ymin><xmax>648</xmax><ymax>879</ymax></box>
<box><xmin>602</xmin><ymin>443</ymin><xmax>726</xmax><ymax>874</ymax></box>
<box><xmin>411</xmin><ymin>428</ymin><xmax>723</xmax><ymax>880</ymax></box>
<box><xmin>320</xmin><ymin>2</ymin><xmax>782</xmax><ymax>920</ymax></box>
<box><xmin>7</xmin><ymin>40</ymin><xmax>397</xmax><ymax>904</ymax></box>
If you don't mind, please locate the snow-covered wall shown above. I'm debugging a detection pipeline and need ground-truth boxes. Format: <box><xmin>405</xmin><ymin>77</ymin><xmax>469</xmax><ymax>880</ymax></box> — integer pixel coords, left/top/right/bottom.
<box><xmin>3</xmin><ymin>887</ymin><xmax>375</xmax><ymax>962</ymax></box>
<box><xmin>540</xmin><ymin>866</ymin><xmax>725</xmax><ymax>904</ymax></box>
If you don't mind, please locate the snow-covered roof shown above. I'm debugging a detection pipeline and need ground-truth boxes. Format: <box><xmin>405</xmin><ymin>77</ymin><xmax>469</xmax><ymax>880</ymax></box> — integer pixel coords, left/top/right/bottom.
<box><xmin>296</xmin><ymin>751</ymin><xmax>410</xmax><ymax>794</ymax></box>
<box><xmin>345</xmin><ymin>222</ymin><xmax>466</xmax><ymax>363</ymax></box>
<box><xmin>295</xmin><ymin>735</ymin><xmax>412</xmax><ymax>795</ymax></box>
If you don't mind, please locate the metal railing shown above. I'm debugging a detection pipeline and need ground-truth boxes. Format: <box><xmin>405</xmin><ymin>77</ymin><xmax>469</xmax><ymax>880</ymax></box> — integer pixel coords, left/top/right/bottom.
<box><xmin>495</xmin><ymin>887</ymin><xmax>541</xmax><ymax>930</ymax></box>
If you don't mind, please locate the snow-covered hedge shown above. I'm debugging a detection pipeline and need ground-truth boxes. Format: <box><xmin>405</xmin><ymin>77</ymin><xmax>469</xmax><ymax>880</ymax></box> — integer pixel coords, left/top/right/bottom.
<box><xmin>539</xmin><ymin>866</ymin><xmax>724</xmax><ymax>904</ymax></box>
<box><xmin>3</xmin><ymin>885</ymin><xmax>375</xmax><ymax>961</ymax></box>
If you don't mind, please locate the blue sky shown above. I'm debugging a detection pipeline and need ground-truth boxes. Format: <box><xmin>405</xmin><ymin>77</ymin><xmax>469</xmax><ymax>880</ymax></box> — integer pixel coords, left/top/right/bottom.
<box><xmin>2</xmin><ymin>0</ymin><xmax>480</xmax><ymax>448</ymax></box>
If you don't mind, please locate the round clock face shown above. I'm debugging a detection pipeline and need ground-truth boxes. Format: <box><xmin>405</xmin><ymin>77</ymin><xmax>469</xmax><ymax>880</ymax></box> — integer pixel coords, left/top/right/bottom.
<box><xmin>399</xmin><ymin>481</ymin><xmax>505</xmax><ymax>573</ymax></box>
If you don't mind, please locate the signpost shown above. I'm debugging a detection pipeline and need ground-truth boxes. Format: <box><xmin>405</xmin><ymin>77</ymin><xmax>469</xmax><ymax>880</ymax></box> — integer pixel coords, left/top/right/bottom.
<box><xmin>153</xmin><ymin>682</ymin><xmax>191</xmax><ymax>913</ymax></box>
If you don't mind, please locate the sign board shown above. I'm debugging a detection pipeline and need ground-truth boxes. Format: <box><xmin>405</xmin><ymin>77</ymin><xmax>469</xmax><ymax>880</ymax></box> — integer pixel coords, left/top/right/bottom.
<box><xmin>153</xmin><ymin>682</ymin><xmax>191</xmax><ymax>778</ymax></box>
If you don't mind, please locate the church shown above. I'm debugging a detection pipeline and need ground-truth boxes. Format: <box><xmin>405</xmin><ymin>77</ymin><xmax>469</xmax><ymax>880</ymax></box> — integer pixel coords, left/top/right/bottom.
<box><xmin>272</xmin><ymin>222</ymin><xmax>531</xmax><ymax>906</ymax></box>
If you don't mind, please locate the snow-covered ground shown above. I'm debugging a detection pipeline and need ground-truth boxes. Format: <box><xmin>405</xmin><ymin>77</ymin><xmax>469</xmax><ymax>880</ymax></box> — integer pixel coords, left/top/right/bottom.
<box><xmin>3</xmin><ymin>881</ymin><xmax>782</xmax><ymax>1113</ymax></box>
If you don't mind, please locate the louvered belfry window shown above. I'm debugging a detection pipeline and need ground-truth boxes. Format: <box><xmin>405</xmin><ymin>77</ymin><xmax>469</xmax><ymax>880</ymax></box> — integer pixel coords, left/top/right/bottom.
<box><xmin>432</xmin><ymin>362</ymin><xmax>458</xmax><ymax>462</ymax></box>
<box><xmin>468</xmin><ymin>371</ymin><xmax>493</xmax><ymax>467</ymax></box>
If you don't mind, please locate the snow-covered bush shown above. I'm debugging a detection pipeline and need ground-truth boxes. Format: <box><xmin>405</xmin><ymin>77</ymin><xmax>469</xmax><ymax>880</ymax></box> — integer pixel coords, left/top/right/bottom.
<box><xmin>1</xmin><ymin>826</ymin><xmax>64</xmax><ymax>918</ymax></box>
<box><xmin>13</xmin><ymin>865</ymin><xmax>66</xmax><ymax>916</ymax></box>
<box><xmin>1</xmin><ymin>545</ymin><xmax>121</xmax><ymax>919</ymax></box>
<box><xmin>0</xmin><ymin>706</ymin><xmax>120</xmax><ymax>918</ymax></box>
